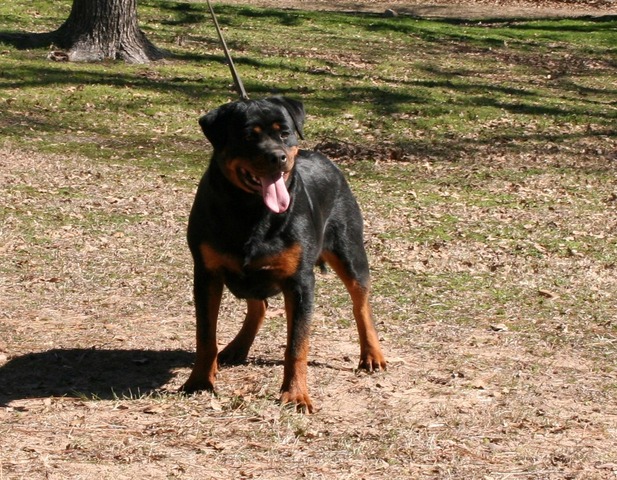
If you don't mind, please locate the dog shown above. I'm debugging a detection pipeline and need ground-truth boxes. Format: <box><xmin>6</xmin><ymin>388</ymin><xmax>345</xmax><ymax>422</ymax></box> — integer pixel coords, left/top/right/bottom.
<box><xmin>180</xmin><ymin>96</ymin><xmax>386</xmax><ymax>412</ymax></box>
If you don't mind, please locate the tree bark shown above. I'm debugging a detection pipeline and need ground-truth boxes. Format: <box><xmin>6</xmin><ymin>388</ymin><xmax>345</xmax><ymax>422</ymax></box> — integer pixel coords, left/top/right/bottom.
<box><xmin>52</xmin><ymin>0</ymin><xmax>165</xmax><ymax>63</ymax></box>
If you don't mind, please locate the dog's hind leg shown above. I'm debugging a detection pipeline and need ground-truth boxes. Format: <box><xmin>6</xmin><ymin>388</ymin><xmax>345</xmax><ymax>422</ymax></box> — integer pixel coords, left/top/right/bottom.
<box><xmin>321</xmin><ymin>249</ymin><xmax>386</xmax><ymax>372</ymax></box>
<box><xmin>218</xmin><ymin>299</ymin><xmax>267</xmax><ymax>365</ymax></box>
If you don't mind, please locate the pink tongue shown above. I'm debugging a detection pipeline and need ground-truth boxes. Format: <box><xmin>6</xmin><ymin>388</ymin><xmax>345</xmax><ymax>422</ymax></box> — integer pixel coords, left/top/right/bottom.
<box><xmin>261</xmin><ymin>173</ymin><xmax>290</xmax><ymax>213</ymax></box>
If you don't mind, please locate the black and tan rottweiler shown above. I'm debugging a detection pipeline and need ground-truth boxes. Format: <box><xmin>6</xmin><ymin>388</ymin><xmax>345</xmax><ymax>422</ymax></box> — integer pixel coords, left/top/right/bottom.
<box><xmin>180</xmin><ymin>96</ymin><xmax>386</xmax><ymax>412</ymax></box>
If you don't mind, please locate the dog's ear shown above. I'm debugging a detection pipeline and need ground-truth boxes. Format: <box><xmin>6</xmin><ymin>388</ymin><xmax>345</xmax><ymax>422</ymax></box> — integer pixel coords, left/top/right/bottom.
<box><xmin>199</xmin><ymin>104</ymin><xmax>233</xmax><ymax>150</ymax></box>
<box><xmin>268</xmin><ymin>96</ymin><xmax>305</xmax><ymax>140</ymax></box>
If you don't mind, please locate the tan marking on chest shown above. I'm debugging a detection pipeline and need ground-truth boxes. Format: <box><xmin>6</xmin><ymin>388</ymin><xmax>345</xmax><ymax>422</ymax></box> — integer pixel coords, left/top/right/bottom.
<box><xmin>200</xmin><ymin>243</ymin><xmax>303</xmax><ymax>279</ymax></box>
<box><xmin>200</xmin><ymin>243</ymin><xmax>242</xmax><ymax>273</ymax></box>
<box><xmin>248</xmin><ymin>243</ymin><xmax>303</xmax><ymax>278</ymax></box>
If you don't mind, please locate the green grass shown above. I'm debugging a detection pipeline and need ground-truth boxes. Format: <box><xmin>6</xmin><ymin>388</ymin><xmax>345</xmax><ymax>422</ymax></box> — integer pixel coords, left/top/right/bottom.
<box><xmin>5</xmin><ymin>0</ymin><xmax>613</xmax><ymax>349</ymax></box>
<box><xmin>1</xmin><ymin>1</ymin><xmax>615</xmax><ymax>172</ymax></box>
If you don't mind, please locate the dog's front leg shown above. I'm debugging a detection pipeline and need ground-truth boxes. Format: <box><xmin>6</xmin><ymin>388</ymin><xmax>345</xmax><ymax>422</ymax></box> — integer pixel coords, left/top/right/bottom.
<box><xmin>281</xmin><ymin>275</ymin><xmax>315</xmax><ymax>413</ymax></box>
<box><xmin>180</xmin><ymin>263</ymin><xmax>223</xmax><ymax>394</ymax></box>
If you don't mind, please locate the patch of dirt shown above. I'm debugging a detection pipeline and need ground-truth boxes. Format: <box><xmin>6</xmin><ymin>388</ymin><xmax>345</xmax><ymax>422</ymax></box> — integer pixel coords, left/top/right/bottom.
<box><xmin>2</xmin><ymin>129</ymin><xmax>617</xmax><ymax>479</ymax></box>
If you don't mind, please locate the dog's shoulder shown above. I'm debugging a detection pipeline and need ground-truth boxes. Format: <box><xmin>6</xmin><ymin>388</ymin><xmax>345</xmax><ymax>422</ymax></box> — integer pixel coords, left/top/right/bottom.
<box><xmin>295</xmin><ymin>149</ymin><xmax>352</xmax><ymax>194</ymax></box>
<box><xmin>292</xmin><ymin>149</ymin><xmax>359</xmax><ymax>216</ymax></box>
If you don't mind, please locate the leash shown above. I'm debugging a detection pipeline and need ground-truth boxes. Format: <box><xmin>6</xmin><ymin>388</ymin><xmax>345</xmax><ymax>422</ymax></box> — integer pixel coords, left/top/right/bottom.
<box><xmin>206</xmin><ymin>0</ymin><xmax>249</xmax><ymax>101</ymax></box>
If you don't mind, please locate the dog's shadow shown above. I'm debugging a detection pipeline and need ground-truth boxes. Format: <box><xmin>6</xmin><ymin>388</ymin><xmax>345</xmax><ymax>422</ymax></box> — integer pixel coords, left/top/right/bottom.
<box><xmin>0</xmin><ymin>348</ymin><xmax>194</xmax><ymax>406</ymax></box>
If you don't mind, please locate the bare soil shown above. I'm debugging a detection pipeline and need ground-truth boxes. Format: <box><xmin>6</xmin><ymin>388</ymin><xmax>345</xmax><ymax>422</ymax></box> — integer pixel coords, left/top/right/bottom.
<box><xmin>2</xmin><ymin>146</ymin><xmax>617</xmax><ymax>478</ymax></box>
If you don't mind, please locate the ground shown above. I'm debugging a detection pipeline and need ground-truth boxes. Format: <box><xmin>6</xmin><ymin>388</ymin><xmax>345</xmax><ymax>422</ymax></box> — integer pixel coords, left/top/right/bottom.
<box><xmin>1</xmin><ymin>1</ymin><xmax>617</xmax><ymax>479</ymax></box>
<box><xmin>217</xmin><ymin>0</ymin><xmax>617</xmax><ymax>18</ymax></box>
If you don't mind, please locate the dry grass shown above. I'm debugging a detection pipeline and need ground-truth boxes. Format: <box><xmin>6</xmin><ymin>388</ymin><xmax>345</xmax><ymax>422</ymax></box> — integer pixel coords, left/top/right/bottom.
<box><xmin>2</xmin><ymin>139</ymin><xmax>616</xmax><ymax>479</ymax></box>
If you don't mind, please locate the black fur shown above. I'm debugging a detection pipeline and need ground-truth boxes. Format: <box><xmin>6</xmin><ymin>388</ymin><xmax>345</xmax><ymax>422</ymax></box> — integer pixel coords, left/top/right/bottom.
<box><xmin>181</xmin><ymin>96</ymin><xmax>386</xmax><ymax>412</ymax></box>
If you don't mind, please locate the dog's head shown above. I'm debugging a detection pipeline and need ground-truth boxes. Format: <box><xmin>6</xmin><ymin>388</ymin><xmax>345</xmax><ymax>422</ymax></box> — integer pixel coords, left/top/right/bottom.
<box><xmin>199</xmin><ymin>96</ymin><xmax>305</xmax><ymax>214</ymax></box>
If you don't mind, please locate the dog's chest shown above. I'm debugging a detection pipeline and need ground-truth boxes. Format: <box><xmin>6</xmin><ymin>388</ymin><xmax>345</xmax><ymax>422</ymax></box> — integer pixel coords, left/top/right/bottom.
<box><xmin>199</xmin><ymin>240</ymin><xmax>302</xmax><ymax>297</ymax></box>
<box><xmin>201</xmin><ymin>241</ymin><xmax>300</xmax><ymax>272</ymax></box>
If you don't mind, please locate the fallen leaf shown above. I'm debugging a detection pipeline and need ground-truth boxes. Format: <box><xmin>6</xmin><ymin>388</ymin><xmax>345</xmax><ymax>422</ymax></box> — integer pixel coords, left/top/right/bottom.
<box><xmin>490</xmin><ymin>323</ymin><xmax>509</xmax><ymax>332</ymax></box>
<box><xmin>265</xmin><ymin>308</ymin><xmax>286</xmax><ymax>319</ymax></box>
<box><xmin>472</xmin><ymin>379</ymin><xmax>487</xmax><ymax>390</ymax></box>
<box><xmin>538</xmin><ymin>289</ymin><xmax>559</xmax><ymax>299</ymax></box>
<box><xmin>143</xmin><ymin>405</ymin><xmax>166</xmax><ymax>415</ymax></box>
<box><xmin>210</xmin><ymin>398</ymin><xmax>223</xmax><ymax>411</ymax></box>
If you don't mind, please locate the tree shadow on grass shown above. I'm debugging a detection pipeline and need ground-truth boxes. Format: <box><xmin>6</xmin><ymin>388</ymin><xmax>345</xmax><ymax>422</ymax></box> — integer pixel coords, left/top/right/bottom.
<box><xmin>0</xmin><ymin>348</ymin><xmax>194</xmax><ymax>406</ymax></box>
<box><xmin>0</xmin><ymin>31</ymin><xmax>57</xmax><ymax>50</ymax></box>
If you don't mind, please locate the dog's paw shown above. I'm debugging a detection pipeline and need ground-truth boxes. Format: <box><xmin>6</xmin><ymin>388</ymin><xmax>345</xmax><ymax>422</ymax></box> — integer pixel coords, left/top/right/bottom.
<box><xmin>280</xmin><ymin>388</ymin><xmax>314</xmax><ymax>414</ymax></box>
<box><xmin>178</xmin><ymin>375</ymin><xmax>216</xmax><ymax>395</ymax></box>
<box><xmin>218</xmin><ymin>343</ymin><xmax>250</xmax><ymax>365</ymax></box>
<box><xmin>358</xmin><ymin>351</ymin><xmax>387</xmax><ymax>373</ymax></box>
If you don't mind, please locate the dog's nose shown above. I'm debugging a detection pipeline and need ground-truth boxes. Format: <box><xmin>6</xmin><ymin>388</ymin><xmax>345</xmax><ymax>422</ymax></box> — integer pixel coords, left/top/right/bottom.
<box><xmin>269</xmin><ymin>152</ymin><xmax>287</xmax><ymax>167</ymax></box>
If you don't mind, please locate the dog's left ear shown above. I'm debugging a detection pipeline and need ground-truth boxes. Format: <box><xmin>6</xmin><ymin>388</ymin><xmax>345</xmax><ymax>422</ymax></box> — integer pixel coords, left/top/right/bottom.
<box><xmin>199</xmin><ymin>103</ymin><xmax>235</xmax><ymax>150</ymax></box>
<box><xmin>268</xmin><ymin>96</ymin><xmax>305</xmax><ymax>140</ymax></box>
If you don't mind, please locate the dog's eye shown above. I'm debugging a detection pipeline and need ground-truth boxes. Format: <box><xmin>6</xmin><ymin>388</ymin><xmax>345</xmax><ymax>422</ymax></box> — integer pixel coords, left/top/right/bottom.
<box><xmin>280</xmin><ymin>131</ymin><xmax>291</xmax><ymax>140</ymax></box>
<box><xmin>245</xmin><ymin>126</ymin><xmax>262</xmax><ymax>141</ymax></box>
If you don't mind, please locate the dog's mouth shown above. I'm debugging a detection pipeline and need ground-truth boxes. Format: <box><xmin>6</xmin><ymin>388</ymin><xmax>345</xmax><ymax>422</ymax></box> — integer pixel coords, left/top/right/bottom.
<box><xmin>239</xmin><ymin>168</ymin><xmax>291</xmax><ymax>214</ymax></box>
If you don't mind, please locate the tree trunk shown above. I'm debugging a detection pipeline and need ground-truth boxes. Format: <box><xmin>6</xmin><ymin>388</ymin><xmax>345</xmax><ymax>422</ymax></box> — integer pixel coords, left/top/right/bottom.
<box><xmin>52</xmin><ymin>0</ymin><xmax>164</xmax><ymax>63</ymax></box>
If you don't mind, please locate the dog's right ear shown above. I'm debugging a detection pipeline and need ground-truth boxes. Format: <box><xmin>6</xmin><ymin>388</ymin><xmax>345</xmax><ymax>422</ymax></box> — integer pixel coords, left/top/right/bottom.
<box><xmin>268</xmin><ymin>96</ymin><xmax>305</xmax><ymax>140</ymax></box>
<box><xmin>199</xmin><ymin>104</ymin><xmax>232</xmax><ymax>150</ymax></box>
